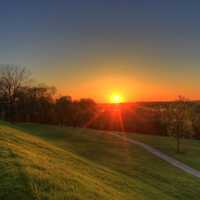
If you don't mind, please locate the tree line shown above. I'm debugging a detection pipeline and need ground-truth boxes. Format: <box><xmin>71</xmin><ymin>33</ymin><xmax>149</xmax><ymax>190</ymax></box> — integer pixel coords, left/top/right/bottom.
<box><xmin>0</xmin><ymin>66</ymin><xmax>97</xmax><ymax>127</ymax></box>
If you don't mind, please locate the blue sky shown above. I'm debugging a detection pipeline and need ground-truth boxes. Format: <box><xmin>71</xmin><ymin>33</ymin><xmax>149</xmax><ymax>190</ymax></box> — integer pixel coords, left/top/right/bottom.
<box><xmin>0</xmin><ymin>1</ymin><xmax>200</xmax><ymax>101</ymax></box>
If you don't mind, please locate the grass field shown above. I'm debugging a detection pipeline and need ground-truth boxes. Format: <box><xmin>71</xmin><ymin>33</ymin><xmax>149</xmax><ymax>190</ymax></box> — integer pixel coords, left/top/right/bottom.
<box><xmin>127</xmin><ymin>133</ymin><xmax>200</xmax><ymax>171</ymax></box>
<box><xmin>1</xmin><ymin>121</ymin><xmax>200</xmax><ymax>199</ymax></box>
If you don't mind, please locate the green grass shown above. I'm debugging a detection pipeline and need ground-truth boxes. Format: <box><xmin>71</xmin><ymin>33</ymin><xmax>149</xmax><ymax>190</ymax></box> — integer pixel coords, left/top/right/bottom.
<box><xmin>126</xmin><ymin>133</ymin><xmax>200</xmax><ymax>171</ymax></box>
<box><xmin>1</xmin><ymin>122</ymin><xmax>140</xmax><ymax>200</ymax></box>
<box><xmin>3</xmin><ymin>122</ymin><xmax>198</xmax><ymax>200</ymax></box>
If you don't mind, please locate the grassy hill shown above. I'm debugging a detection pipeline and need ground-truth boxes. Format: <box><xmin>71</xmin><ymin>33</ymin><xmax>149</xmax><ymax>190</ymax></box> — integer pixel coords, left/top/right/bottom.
<box><xmin>1</xmin><ymin>122</ymin><xmax>200</xmax><ymax>199</ymax></box>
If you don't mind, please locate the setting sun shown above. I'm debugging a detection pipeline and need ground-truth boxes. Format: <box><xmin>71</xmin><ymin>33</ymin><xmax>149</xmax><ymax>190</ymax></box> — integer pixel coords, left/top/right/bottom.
<box><xmin>110</xmin><ymin>94</ymin><xmax>124</xmax><ymax>104</ymax></box>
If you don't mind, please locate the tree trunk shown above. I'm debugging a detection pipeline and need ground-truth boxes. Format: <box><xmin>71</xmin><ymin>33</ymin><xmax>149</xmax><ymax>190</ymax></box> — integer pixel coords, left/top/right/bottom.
<box><xmin>176</xmin><ymin>133</ymin><xmax>181</xmax><ymax>153</ymax></box>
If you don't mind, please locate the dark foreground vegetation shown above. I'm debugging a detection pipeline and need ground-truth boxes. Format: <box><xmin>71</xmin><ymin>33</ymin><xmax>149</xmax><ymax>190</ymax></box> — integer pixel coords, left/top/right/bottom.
<box><xmin>0</xmin><ymin>66</ymin><xmax>200</xmax><ymax>152</ymax></box>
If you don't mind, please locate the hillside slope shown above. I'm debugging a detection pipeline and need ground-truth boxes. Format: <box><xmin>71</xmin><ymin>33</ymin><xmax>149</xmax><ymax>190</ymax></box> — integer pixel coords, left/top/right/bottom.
<box><xmin>0</xmin><ymin>123</ymin><xmax>136</xmax><ymax>200</ymax></box>
<box><xmin>0</xmin><ymin>122</ymin><xmax>200</xmax><ymax>199</ymax></box>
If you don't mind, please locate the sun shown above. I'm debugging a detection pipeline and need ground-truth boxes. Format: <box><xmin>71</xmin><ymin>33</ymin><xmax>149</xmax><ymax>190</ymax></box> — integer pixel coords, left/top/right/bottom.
<box><xmin>110</xmin><ymin>94</ymin><xmax>124</xmax><ymax>104</ymax></box>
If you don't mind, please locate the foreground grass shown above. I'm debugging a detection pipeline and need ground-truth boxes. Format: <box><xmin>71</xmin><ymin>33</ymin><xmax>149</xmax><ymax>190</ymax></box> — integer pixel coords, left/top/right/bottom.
<box><xmin>1</xmin><ymin>122</ymin><xmax>145</xmax><ymax>200</ymax></box>
<box><xmin>12</xmin><ymin>122</ymin><xmax>200</xmax><ymax>199</ymax></box>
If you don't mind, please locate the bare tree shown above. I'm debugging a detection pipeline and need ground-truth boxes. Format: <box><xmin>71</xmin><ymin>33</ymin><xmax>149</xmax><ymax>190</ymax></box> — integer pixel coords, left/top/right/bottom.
<box><xmin>0</xmin><ymin>65</ymin><xmax>30</xmax><ymax>121</ymax></box>
<box><xmin>161</xmin><ymin>96</ymin><xmax>194</xmax><ymax>153</ymax></box>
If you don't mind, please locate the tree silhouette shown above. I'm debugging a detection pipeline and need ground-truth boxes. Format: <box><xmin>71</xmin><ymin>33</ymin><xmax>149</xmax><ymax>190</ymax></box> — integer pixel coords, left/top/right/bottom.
<box><xmin>161</xmin><ymin>96</ymin><xmax>194</xmax><ymax>153</ymax></box>
<box><xmin>0</xmin><ymin>65</ymin><xmax>30</xmax><ymax>122</ymax></box>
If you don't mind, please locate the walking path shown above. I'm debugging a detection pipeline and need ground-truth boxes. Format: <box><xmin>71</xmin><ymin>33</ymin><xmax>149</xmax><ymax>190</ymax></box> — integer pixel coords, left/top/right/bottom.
<box><xmin>110</xmin><ymin>133</ymin><xmax>200</xmax><ymax>179</ymax></box>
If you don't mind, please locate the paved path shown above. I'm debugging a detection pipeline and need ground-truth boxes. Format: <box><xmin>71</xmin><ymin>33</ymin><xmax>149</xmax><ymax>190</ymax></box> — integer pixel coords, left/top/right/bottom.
<box><xmin>109</xmin><ymin>133</ymin><xmax>200</xmax><ymax>179</ymax></box>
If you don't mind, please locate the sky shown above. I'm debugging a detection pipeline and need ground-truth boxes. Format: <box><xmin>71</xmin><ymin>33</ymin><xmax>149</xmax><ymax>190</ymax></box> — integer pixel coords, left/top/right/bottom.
<box><xmin>0</xmin><ymin>0</ymin><xmax>200</xmax><ymax>102</ymax></box>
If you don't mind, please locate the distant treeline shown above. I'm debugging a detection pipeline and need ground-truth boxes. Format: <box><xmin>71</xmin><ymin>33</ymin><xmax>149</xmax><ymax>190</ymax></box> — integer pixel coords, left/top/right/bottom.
<box><xmin>1</xmin><ymin>66</ymin><xmax>200</xmax><ymax>138</ymax></box>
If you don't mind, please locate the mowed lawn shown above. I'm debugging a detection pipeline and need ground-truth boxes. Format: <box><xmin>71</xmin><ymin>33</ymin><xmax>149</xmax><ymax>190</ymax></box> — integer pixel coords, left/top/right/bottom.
<box><xmin>126</xmin><ymin>133</ymin><xmax>200</xmax><ymax>171</ymax></box>
<box><xmin>1</xmin><ymin>122</ymin><xmax>150</xmax><ymax>200</ymax></box>
<box><xmin>11</xmin><ymin>122</ymin><xmax>200</xmax><ymax>200</ymax></box>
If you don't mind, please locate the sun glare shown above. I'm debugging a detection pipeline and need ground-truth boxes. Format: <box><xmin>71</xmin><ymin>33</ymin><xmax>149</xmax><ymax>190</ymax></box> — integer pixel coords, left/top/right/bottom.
<box><xmin>110</xmin><ymin>94</ymin><xmax>123</xmax><ymax>104</ymax></box>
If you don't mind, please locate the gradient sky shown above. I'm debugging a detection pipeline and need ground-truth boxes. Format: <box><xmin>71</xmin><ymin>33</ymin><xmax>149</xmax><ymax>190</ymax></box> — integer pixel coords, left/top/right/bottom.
<box><xmin>1</xmin><ymin>0</ymin><xmax>200</xmax><ymax>102</ymax></box>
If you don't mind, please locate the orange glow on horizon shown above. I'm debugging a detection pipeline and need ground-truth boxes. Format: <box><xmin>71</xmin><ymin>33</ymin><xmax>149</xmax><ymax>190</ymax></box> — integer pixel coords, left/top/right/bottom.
<box><xmin>57</xmin><ymin>74</ymin><xmax>189</xmax><ymax>103</ymax></box>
